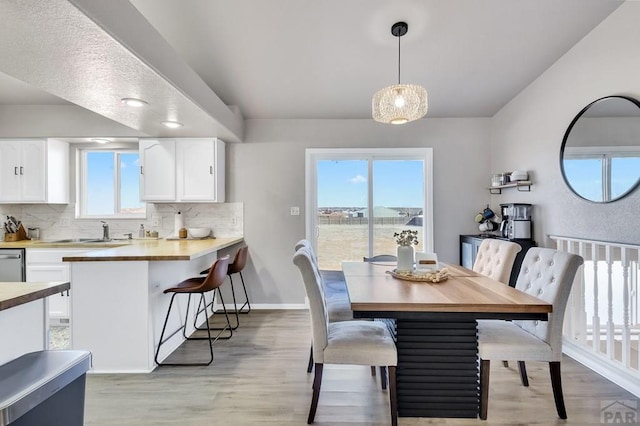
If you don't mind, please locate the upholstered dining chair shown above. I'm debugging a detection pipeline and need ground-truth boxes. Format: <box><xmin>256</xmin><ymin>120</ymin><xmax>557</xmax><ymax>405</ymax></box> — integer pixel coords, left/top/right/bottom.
<box><xmin>477</xmin><ymin>248</ymin><xmax>583</xmax><ymax>420</ymax></box>
<box><xmin>296</xmin><ymin>240</ymin><xmax>388</xmax><ymax>385</ymax></box>
<box><xmin>293</xmin><ymin>246</ymin><xmax>398</xmax><ymax>426</ymax></box>
<box><xmin>473</xmin><ymin>238</ymin><xmax>522</xmax><ymax>285</ymax></box>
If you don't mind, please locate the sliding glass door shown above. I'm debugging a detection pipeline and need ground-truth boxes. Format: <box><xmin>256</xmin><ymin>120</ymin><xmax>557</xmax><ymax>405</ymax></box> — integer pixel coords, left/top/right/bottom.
<box><xmin>306</xmin><ymin>148</ymin><xmax>433</xmax><ymax>270</ymax></box>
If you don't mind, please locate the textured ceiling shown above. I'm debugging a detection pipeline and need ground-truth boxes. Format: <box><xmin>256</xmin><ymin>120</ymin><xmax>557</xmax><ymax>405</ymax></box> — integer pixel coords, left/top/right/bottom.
<box><xmin>0</xmin><ymin>0</ymin><xmax>625</xmax><ymax>139</ymax></box>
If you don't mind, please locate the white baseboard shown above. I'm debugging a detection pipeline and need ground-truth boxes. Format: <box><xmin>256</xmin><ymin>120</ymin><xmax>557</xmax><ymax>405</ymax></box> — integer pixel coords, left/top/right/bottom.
<box><xmin>563</xmin><ymin>338</ymin><xmax>640</xmax><ymax>398</ymax></box>
<box><xmin>215</xmin><ymin>303</ymin><xmax>307</xmax><ymax>311</ymax></box>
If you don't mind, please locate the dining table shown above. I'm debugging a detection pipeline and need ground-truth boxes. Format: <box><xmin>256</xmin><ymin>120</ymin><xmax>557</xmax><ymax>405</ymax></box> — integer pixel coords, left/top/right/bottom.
<box><xmin>342</xmin><ymin>261</ymin><xmax>552</xmax><ymax>419</ymax></box>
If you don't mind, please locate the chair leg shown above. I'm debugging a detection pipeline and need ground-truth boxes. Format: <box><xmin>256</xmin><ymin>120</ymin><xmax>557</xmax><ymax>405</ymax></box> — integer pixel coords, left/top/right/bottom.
<box><xmin>518</xmin><ymin>361</ymin><xmax>529</xmax><ymax>387</ymax></box>
<box><xmin>155</xmin><ymin>293</ymin><xmax>215</xmax><ymax>367</ymax></box>
<box><xmin>479</xmin><ymin>359</ymin><xmax>490</xmax><ymax>420</ymax></box>
<box><xmin>380</xmin><ymin>366</ymin><xmax>387</xmax><ymax>390</ymax></box>
<box><xmin>388</xmin><ymin>365</ymin><xmax>397</xmax><ymax>426</ymax></box>
<box><xmin>237</xmin><ymin>271</ymin><xmax>252</xmax><ymax>314</ymax></box>
<box><xmin>307</xmin><ymin>345</ymin><xmax>314</xmax><ymax>373</ymax></box>
<box><xmin>549</xmin><ymin>361</ymin><xmax>567</xmax><ymax>419</ymax></box>
<box><xmin>308</xmin><ymin>363</ymin><xmax>323</xmax><ymax>424</ymax></box>
<box><xmin>370</xmin><ymin>366</ymin><xmax>376</xmax><ymax>376</ymax></box>
<box><xmin>189</xmin><ymin>289</ymin><xmax>233</xmax><ymax>340</ymax></box>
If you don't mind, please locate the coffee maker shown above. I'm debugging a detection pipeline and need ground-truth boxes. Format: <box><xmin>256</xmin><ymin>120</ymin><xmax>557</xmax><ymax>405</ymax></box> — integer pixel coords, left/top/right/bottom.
<box><xmin>499</xmin><ymin>203</ymin><xmax>532</xmax><ymax>240</ymax></box>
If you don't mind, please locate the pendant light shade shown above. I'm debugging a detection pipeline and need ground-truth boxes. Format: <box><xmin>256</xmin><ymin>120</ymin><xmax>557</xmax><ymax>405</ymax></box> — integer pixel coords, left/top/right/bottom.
<box><xmin>372</xmin><ymin>22</ymin><xmax>428</xmax><ymax>124</ymax></box>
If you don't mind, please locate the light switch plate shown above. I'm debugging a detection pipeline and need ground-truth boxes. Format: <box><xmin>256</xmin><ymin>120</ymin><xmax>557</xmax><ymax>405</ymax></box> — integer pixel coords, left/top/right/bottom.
<box><xmin>290</xmin><ymin>207</ymin><xmax>300</xmax><ymax>216</ymax></box>
<box><xmin>59</xmin><ymin>217</ymin><xmax>70</xmax><ymax>227</ymax></box>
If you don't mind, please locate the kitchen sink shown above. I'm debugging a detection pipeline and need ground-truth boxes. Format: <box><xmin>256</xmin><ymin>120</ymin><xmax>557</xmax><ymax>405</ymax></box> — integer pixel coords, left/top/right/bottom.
<box><xmin>46</xmin><ymin>238</ymin><xmax>108</xmax><ymax>243</ymax></box>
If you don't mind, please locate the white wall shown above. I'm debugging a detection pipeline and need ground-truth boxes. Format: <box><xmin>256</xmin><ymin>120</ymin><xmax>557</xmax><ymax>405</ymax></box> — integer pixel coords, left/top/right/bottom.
<box><xmin>227</xmin><ymin>118</ymin><xmax>491</xmax><ymax>304</ymax></box>
<box><xmin>490</xmin><ymin>2</ymin><xmax>640</xmax><ymax>247</ymax></box>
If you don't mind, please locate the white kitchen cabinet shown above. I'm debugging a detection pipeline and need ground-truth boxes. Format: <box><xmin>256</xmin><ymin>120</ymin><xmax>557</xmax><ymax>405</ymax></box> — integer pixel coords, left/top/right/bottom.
<box><xmin>139</xmin><ymin>139</ymin><xmax>176</xmax><ymax>201</ymax></box>
<box><xmin>0</xmin><ymin>139</ymin><xmax>69</xmax><ymax>203</ymax></box>
<box><xmin>139</xmin><ymin>138</ymin><xmax>225</xmax><ymax>202</ymax></box>
<box><xmin>26</xmin><ymin>249</ymin><xmax>88</xmax><ymax>326</ymax></box>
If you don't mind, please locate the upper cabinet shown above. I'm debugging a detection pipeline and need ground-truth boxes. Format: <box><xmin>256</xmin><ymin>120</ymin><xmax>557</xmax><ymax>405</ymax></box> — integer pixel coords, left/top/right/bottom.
<box><xmin>139</xmin><ymin>139</ymin><xmax>176</xmax><ymax>201</ymax></box>
<box><xmin>0</xmin><ymin>139</ymin><xmax>69</xmax><ymax>204</ymax></box>
<box><xmin>139</xmin><ymin>138</ymin><xmax>225</xmax><ymax>203</ymax></box>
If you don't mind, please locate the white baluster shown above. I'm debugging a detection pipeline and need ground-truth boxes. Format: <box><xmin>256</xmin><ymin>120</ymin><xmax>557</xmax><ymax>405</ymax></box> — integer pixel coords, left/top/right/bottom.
<box><xmin>576</xmin><ymin>241</ymin><xmax>587</xmax><ymax>344</ymax></box>
<box><xmin>622</xmin><ymin>247</ymin><xmax>630</xmax><ymax>367</ymax></box>
<box><xmin>606</xmin><ymin>245</ymin><xmax>615</xmax><ymax>360</ymax></box>
<box><xmin>593</xmin><ymin>242</ymin><xmax>600</xmax><ymax>353</ymax></box>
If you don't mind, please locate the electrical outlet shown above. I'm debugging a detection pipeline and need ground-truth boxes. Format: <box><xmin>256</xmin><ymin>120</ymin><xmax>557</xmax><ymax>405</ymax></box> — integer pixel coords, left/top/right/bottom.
<box><xmin>59</xmin><ymin>217</ymin><xmax>70</xmax><ymax>227</ymax></box>
<box><xmin>151</xmin><ymin>215</ymin><xmax>162</xmax><ymax>227</ymax></box>
<box><xmin>231</xmin><ymin>216</ymin><xmax>238</xmax><ymax>226</ymax></box>
<box><xmin>290</xmin><ymin>207</ymin><xmax>300</xmax><ymax>216</ymax></box>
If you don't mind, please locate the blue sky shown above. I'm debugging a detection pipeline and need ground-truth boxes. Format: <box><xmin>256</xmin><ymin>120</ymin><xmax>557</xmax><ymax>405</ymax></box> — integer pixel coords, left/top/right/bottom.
<box><xmin>563</xmin><ymin>157</ymin><xmax>640</xmax><ymax>201</ymax></box>
<box><xmin>317</xmin><ymin>160</ymin><xmax>424</xmax><ymax>208</ymax></box>
<box><xmin>86</xmin><ymin>151</ymin><xmax>144</xmax><ymax>215</ymax></box>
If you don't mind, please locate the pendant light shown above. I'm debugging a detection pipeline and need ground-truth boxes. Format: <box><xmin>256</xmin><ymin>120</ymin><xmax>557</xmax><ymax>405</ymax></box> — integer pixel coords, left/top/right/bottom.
<box><xmin>372</xmin><ymin>22</ymin><xmax>428</xmax><ymax>124</ymax></box>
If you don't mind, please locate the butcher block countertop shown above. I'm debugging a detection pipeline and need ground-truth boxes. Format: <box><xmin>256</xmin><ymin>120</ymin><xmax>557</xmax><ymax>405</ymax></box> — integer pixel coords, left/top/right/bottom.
<box><xmin>61</xmin><ymin>237</ymin><xmax>244</xmax><ymax>262</ymax></box>
<box><xmin>0</xmin><ymin>281</ymin><xmax>70</xmax><ymax>312</ymax></box>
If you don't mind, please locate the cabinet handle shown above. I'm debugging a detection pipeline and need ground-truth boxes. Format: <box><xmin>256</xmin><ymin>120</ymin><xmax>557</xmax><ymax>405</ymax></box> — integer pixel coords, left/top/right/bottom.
<box><xmin>14</xmin><ymin>166</ymin><xmax>18</xmax><ymax>175</ymax></box>
<box><xmin>209</xmin><ymin>166</ymin><xmax>213</xmax><ymax>175</ymax></box>
<box><xmin>140</xmin><ymin>166</ymin><xmax>144</xmax><ymax>175</ymax></box>
<box><xmin>19</xmin><ymin>166</ymin><xmax>24</xmax><ymax>175</ymax></box>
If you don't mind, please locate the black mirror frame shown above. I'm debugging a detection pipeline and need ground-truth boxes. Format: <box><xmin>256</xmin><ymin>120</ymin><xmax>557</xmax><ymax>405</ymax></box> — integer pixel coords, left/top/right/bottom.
<box><xmin>560</xmin><ymin>95</ymin><xmax>640</xmax><ymax>204</ymax></box>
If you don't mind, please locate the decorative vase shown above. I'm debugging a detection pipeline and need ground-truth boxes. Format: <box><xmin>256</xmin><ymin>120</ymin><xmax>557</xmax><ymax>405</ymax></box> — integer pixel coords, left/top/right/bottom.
<box><xmin>396</xmin><ymin>245</ymin><xmax>415</xmax><ymax>272</ymax></box>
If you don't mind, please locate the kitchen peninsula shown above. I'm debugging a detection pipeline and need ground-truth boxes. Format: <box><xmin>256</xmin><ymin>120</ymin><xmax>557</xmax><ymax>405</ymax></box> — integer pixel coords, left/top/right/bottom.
<box><xmin>0</xmin><ymin>281</ymin><xmax>70</xmax><ymax>365</ymax></box>
<box><xmin>62</xmin><ymin>237</ymin><xmax>243</xmax><ymax>373</ymax></box>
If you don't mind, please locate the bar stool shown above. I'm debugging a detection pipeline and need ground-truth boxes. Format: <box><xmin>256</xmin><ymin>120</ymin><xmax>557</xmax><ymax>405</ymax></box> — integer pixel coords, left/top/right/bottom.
<box><xmin>155</xmin><ymin>255</ymin><xmax>232</xmax><ymax>367</ymax></box>
<box><xmin>200</xmin><ymin>246</ymin><xmax>251</xmax><ymax>330</ymax></box>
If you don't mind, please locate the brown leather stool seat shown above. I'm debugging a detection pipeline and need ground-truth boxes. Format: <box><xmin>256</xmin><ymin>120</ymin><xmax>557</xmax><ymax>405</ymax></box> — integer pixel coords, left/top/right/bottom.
<box><xmin>200</xmin><ymin>246</ymin><xmax>251</xmax><ymax>330</ymax></box>
<box><xmin>154</xmin><ymin>255</ymin><xmax>232</xmax><ymax>366</ymax></box>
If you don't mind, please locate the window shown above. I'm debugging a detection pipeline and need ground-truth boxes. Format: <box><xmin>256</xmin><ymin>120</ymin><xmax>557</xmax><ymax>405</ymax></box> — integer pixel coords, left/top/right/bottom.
<box><xmin>564</xmin><ymin>146</ymin><xmax>640</xmax><ymax>202</ymax></box>
<box><xmin>306</xmin><ymin>148</ymin><xmax>433</xmax><ymax>270</ymax></box>
<box><xmin>78</xmin><ymin>149</ymin><xmax>146</xmax><ymax>218</ymax></box>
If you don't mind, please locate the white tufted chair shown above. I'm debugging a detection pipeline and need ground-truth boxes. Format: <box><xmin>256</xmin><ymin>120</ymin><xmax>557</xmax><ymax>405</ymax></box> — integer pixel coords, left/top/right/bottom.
<box><xmin>293</xmin><ymin>246</ymin><xmax>398</xmax><ymax>425</ymax></box>
<box><xmin>477</xmin><ymin>248</ymin><xmax>584</xmax><ymax>420</ymax></box>
<box><xmin>473</xmin><ymin>238</ymin><xmax>522</xmax><ymax>285</ymax></box>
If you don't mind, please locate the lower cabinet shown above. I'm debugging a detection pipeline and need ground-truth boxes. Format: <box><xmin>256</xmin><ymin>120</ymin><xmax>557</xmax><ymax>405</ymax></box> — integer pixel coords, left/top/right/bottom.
<box><xmin>25</xmin><ymin>249</ymin><xmax>88</xmax><ymax>325</ymax></box>
<box><xmin>459</xmin><ymin>235</ymin><xmax>536</xmax><ymax>287</ymax></box>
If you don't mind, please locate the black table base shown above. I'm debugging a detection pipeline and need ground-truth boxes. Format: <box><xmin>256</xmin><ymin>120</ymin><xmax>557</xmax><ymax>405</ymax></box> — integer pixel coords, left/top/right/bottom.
<box><xmin>395</xmin><ymin>318</ymin><xmax>479</xmax><ymax>418</ymax></box>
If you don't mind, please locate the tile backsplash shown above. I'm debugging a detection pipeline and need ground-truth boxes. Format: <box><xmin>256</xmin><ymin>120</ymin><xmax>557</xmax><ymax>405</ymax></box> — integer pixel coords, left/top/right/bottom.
<box><xmin>0</xmin><ymin>202</ymin><xmax>243</xmax><ymax>241</ymax></box>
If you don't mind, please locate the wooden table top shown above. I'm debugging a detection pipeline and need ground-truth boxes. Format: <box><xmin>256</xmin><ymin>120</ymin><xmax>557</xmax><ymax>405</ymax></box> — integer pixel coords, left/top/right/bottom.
<box><xmin>60</xmin><ymin>237</ymin><xmax>244</xmax><ymax>262</ymax></box>
<box><xmin>342</xmin><ymin>262</ymin><xmax>551</xmax><ymax>315</ymax></box>
<box><xmin>0</xmin><ymin>281</ymin><xmax>70</xmax><ymax>312</ymax></box>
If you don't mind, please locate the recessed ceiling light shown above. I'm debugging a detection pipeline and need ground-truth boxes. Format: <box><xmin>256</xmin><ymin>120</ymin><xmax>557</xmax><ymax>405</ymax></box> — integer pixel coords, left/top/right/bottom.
<box><xmin>161</xmin><ymin>121</ymin><xmax>183</xmax><ymax>129</ymax></box>
<box><xmin>91</xmin><ymin>138</ymin><xmax>110</xmax><ymax>144</ymax></box>
<box><xmin>121</xmin><ymin>98</ymin><xmax>148</xmax><ymax>107</ymax></box>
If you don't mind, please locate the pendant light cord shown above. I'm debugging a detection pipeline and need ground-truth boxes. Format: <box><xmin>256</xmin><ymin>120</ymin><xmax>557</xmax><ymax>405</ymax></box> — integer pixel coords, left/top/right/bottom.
<box><xmin>397</xmin><ymin>32</ymin><xmax>401</xmax><ymax>85</ymax></box>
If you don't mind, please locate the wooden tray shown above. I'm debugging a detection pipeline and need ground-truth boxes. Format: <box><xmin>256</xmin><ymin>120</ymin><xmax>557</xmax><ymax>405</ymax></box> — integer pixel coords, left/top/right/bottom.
<box><xmin>386</xmin><ymin>268</ymin><xmax>449</xmax><ymax>283</ymax></box>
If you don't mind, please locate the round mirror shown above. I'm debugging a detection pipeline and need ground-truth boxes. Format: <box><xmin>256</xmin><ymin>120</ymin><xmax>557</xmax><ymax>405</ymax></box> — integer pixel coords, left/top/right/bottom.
<box><xmin>560</xmin><ymin>95</ymin><xmax>640</xmax><ymax>203</ymax></box>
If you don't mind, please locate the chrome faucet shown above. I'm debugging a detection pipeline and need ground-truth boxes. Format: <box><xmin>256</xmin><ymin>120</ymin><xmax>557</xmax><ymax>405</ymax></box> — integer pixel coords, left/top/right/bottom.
<box><xmin>101</xmin><ymin>221</ymin><xmax>110</xmax><ymax>241</ymax></box>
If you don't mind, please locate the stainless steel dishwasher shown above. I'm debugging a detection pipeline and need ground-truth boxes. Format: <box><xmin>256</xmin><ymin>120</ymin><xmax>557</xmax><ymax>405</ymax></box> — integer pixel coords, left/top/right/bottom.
<box><xmin>0</xmin><ymin>248</ymin><xmax>25</xmax><ymax>282</ymax></box>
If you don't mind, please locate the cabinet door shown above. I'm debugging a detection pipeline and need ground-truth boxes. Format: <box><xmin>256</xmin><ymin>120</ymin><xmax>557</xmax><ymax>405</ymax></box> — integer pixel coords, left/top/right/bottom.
<box><xmin>139</xmin><ymin>139</ymin><xmax>176</xmax><ymax>201</ymax></box>
<box><xmin>19</xmin><ymin>140</ymin><xmax>46</xmax><ymax>202</ymax></box>
<box><xmin>26</xmin><ymin>264</ymin><xmax>70</xmax><ymax>319</ymax></box>
<box><xmin>177</xmin><ymin>139</ymin><xmax>216</xmax><ymax>201</ymax></box>
<box><xmin>0</xmin><ymin>141</ymin><xmax>22</xmax><ymax>202</ymax></box>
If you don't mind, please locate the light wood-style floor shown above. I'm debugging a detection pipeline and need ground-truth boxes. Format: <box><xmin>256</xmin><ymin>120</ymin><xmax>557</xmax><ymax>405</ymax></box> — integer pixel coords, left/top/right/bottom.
<box><xmin>84</xmin><ymin>310</ymin><xmax>637</xmax><ymax>425</ymax></box>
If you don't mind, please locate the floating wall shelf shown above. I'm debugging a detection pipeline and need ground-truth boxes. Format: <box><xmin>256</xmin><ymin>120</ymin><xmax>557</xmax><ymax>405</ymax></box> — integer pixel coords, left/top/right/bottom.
<box><xmin>488</xmin><ymin>181</ymin><xmax>532</xmax><ymax>194</ymax></box>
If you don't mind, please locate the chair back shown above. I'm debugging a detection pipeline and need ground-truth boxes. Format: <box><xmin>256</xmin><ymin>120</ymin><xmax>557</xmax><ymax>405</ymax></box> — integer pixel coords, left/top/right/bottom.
<box><xmin>293</xmin><ymin>246</ymin><xmax>329</xmax><ymax>361</ymax></box>
<box><xmin>363</xmin><ymin>254</ymin><xmax>397</xmax><ymax>262</ymax></box>
<box><xmin>473</xmin><ymin>239</ymin><xmax>522</xmax><ymax>284</ymax></box>
<box><xmin>200</xmin><ymin>255</ymin><xmax>230</xmax><ymax>292</ymax></box>
<box><xmin>228</xmin><ymin>246</ymin><xmax>248</xmax><ymax>274</ymax></box>
<box><xmin>295</xmin><ymin>239</ymin><xmax>318</xmax><ymax>264</ymax></box>
<box><xmin>514</xmin><ymin>248</ymin><xmax>583</xmax><ymax>360</ymax></box>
